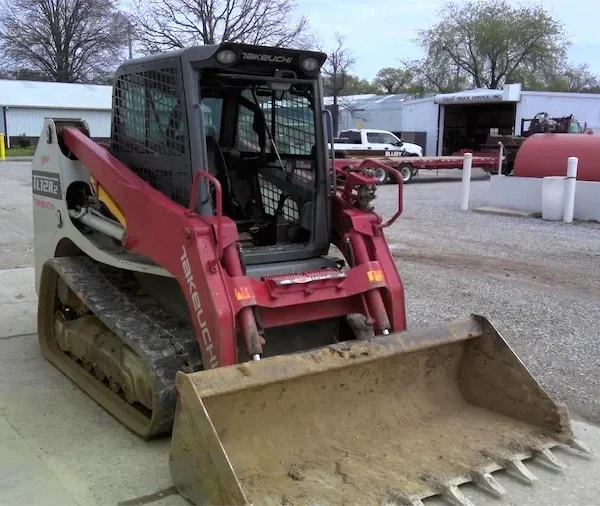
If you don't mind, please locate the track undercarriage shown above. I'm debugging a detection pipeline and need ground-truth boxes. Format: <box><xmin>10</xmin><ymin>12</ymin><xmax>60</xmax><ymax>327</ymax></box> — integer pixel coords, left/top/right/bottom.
<box><xmin>38</xmin><ymin>256</ymin><xmax>203</xmax><ymax>437</ymax></box>
<box><xmin>38</xmin><ymin>255</ymin><xmax>353</xmax><ymax>437</ymax></box>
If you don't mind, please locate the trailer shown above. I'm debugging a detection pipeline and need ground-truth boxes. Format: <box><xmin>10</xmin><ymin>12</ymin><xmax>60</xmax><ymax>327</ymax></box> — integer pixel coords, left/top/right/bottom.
<box><xmin>333</xmin><ymin>150</ymin><xmax>500</xmax><ymax>183</ymax></box>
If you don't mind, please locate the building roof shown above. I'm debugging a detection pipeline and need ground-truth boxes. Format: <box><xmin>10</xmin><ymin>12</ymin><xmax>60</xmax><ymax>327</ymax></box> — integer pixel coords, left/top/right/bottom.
<box><xmin>0</xmin><ymin>79</ymin><xmax>112</xmax><ymax>110</ymax></box>
<box><xmin>324</xmin><ymin>93</ymin><xmax>408</xmax><ymax>109</ymax></box>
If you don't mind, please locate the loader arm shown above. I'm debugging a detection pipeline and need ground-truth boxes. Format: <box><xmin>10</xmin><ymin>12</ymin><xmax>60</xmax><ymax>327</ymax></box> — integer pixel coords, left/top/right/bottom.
<box><xmin>60</xmin><ymin>126</ymin><xmax>407</xmax><ymax>368</ymax></box>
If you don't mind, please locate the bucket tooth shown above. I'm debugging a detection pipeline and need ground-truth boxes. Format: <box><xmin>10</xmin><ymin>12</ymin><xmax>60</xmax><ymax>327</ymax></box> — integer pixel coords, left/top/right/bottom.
<box><xmin>569</xmin><ymin>438</ymin><xmax>593</xmax><ymax>455</ymax></box>
<box><xmin>534</xmin><ymin>448</ymin><xmax>568</xmax><ymax>469</ymax></box>
<box><xmin>442</xmin><ymin>485</ymin><xmax>476</xmax><ymax>506</ymax></box>
<box><xmin>506</xmin><ymin>458</ymin><xmax>537</xmax><ymax>484</ymax></box>
<box><xmin>472</xmin><ymin>471</ymin><xmax>506</xmax><ymax>497</ymax></box>
<box><xmin>388</xmin><ymin>496</ymin><xmax>425</xmax><ymax>506</ymax></box>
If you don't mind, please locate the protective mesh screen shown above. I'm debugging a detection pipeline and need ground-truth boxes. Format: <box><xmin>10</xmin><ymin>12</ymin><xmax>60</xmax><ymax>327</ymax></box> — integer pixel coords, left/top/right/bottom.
<box><xmin>111</xmin><ymin>65</ymin><xmax>191</xmax><ymax>206</ymax></box>
<box><xmin>236</xmin><ymin>89</ymin><xmax>316</xmax><ymax>223</ymax></box>
<box><xmin>258</xmin><ymin>172</ymin><xmax>299</xmax><ymax>221</ymax></box>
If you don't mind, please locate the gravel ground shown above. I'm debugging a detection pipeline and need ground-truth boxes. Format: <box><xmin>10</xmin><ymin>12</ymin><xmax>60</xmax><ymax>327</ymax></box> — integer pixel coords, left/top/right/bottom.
<box><xmin>373</xmin><ymin>170</ymin><xmax>600</xmax><ymax>425</ymax></box>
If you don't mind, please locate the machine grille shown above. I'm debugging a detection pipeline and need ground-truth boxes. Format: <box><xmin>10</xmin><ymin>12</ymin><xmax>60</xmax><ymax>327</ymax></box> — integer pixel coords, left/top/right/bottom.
<box><xmin>110</xmin><ymin>63</ymin><xmax>192</xmax><ymax>207</ymax></box>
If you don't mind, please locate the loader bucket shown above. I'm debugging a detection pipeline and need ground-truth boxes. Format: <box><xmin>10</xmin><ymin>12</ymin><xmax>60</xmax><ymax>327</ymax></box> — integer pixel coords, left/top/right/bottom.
<box><xmin>169</xmin><ymin>315</ymin><xmax>580</xmax><ymax>506</ymax></box>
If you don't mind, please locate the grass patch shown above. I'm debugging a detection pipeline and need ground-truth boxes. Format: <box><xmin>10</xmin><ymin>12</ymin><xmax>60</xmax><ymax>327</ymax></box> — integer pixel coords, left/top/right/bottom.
<box><xmin>5</xmin><ymin>146</ymin><xmax>35</xmax><ymax>157</ymax></box>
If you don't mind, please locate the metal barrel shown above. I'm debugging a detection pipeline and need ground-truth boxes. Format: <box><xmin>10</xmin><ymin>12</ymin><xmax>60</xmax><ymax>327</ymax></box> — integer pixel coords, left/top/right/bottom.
<box><xmin>169</xmin><ymin>315</ymin><xmax>580</xmax><ymax>506</ymax></box>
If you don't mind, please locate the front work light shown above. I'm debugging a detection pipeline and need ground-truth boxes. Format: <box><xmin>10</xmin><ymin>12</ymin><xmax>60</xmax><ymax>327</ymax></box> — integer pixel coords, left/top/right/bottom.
<box><xmin>301</xmin><ymin>57</ymin><xmax>319</xmax><ymax>71</ymax></box>
<box><xmin>216</xmin><ymin>50</ymin><xmax>236</xmax><ymax>64</ymax></box>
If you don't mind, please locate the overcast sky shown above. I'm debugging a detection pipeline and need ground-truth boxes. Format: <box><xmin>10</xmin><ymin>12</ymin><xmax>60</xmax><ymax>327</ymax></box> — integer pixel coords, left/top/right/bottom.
<box><xmin>298</xmin><ymin>0</ymin><xmax>598</xmax><ymax>81</ymax></box>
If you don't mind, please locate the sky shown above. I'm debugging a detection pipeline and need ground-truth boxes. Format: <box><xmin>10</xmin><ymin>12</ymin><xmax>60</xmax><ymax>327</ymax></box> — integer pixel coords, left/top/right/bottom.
<box><xmin>297</xmin><ymin>0</ymin><xmax>600</xmax><ymax>81</ymax></box>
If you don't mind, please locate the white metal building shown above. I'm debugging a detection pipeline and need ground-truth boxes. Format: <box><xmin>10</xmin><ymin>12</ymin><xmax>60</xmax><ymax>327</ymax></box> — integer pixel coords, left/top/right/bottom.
<box><xmin>402</xmin><ymin>84</ymin><xmax>600</xmax><ymax>155</ymax></box>
<box><xmin>0</xmin><ymin>80</ymin><xmax>112</xmax><ymax>145</ymax></box>
<box><xmin>324</xmin><ymin>94</ymin><xmax>407</xmax><ymax>132</ymax></box>
<box><xmin>404</xmin><ymin>84</ymin><xmax>600</xmax><ymax>155</ymax></box>
<box><xmin>328</xmin><ymin>85</ymin><xmax>600</xmax><ymax>156</ymax></box>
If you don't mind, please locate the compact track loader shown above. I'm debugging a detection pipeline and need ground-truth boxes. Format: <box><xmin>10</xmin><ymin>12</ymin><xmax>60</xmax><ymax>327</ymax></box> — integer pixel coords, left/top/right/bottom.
<box><xmin>31</xmin><ymin>43</ymin><xmax>590</xmax><ymax>505</ymax></box>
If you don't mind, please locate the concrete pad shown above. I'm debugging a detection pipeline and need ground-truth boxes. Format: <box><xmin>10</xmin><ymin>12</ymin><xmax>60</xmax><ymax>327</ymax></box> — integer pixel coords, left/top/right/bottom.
<box><xmin>0</xmin><ymin>267</ymin><xmax>37</xmax><ymax>337</ymax></box>
<box><xmin>473</xmin><ymin>205</ymin><xmax>542</xmax><ymax>218</ymax></box>
<box><xmin>0</xmin><ymin>417</ymin><xmax>78</xmax><ymax>506</ymax></box>
<box><xmin>0</xmin><ymin>334</ymin><xmax>189</xmax><ymax>506</ymax></box>
<box><xmin>427</xmin><ymin>420</ymin><xmax>600</xmax><ymax>506</ymax></box>
<box><xmin>0</xmin><ymin>161</ymin><xmax>34</xmax><ymax>269</ymax></box>
<box><xmin>0</xmin><ymin>265</ymin><xmax>187</xmax><ymax>506</ymax></box>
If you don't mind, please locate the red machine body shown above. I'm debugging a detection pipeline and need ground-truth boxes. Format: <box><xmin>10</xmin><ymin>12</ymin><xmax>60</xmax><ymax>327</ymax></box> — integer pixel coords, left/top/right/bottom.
<box><xmin>513</xmin><ymin>133</ymin><xmax>600</xmax><ymax>182</ymax></box>
<box><xmin>62</xmin><ymin>127</ymin><xmax>407</xmax><ymax>371</ymax></box>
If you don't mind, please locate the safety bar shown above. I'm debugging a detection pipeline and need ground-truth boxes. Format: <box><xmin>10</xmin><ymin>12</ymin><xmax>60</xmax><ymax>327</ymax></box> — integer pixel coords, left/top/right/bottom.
<box><xmin>358</xmin><ymin>159</ymin><xmax>404</xmax><ymax>230</ymax></box>
<box><xmin>189</xmin><ymin>170</ymin><xmax>224</xmax><ymax>268</ymax></box>
<box><xmin>322</xmin><ymin>109</ymin><xmax>336</xmax><ymax>192</ymax></box>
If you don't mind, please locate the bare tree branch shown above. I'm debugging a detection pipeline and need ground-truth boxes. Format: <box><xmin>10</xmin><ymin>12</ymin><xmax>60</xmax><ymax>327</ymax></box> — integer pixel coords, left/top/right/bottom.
<box><xmin>132</xmin><ymin>0</ymin><xmax>310</xmax><ymax>53</ymax></box>
<box><xmin>311</xmin><ymin>32</ymin><xmax>355</xmax><ymax>135</ymax></box>
<box><xmin>0</xmin><ymin>0</ymin><xmax>129</xmax><ymax>83</ymax></box>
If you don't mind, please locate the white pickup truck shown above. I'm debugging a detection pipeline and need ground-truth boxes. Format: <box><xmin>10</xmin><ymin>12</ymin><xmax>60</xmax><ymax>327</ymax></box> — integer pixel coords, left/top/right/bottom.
<box><xmin>332</xmin><ymin>128</ymin><xmax>423</xmax><ymax>157</ymax></box>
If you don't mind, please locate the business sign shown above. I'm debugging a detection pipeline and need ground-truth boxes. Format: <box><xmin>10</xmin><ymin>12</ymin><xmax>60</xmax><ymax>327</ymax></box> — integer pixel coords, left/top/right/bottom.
<box><xmin>435</xmin><ymin>93</ymin><xmax>504</xmax><ymax>104</ymax></box>
<box><xmin>434</xmin><ymin>83</ymin><xmax>522</xmax><ymax>105</ymax></box>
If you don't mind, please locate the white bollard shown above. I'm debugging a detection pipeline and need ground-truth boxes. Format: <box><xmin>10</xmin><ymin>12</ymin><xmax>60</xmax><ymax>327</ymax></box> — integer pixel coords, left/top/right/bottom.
<box><xmin>460</xmin><ymin>152</ymin><xmax>473</xmax><ymax>211</ymax></box>
<box><xmin>563</xmin><ymin>156</ymin><xmax>578</xmax><ymax>223</ymax></box>
<box><xmin>497</xmin><ymin>141</ymin><xmax>504</xmax><ymax>175</ymax></box>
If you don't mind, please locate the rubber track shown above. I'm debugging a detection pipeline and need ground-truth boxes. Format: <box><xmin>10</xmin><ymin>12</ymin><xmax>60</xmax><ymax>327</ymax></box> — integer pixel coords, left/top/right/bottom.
<box><xmin>48</xmin><ymin>256</ymin><xmax>203</xmax><ymax>437</ymax></box>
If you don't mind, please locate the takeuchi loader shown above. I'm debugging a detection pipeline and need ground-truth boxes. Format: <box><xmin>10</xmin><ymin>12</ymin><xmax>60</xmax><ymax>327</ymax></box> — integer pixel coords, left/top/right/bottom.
<box><xmin>31</xmin><ymin>42</ymin><xmax>590</xmax><ymax>505</ymax></box>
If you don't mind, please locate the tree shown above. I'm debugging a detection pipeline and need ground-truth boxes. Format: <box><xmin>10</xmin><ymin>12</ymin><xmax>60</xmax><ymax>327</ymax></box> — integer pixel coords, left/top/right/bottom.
<box><xmin>342</xmin><ymin>75</ymin><xmax>379</xmax><ymax>95</ymax></box>
<box><xmin>315</xmin><ymin>32</ymin><xmax>355</xmax><ymax>136</ymax></box>
<box><xmin>373</xmin><ymin>67</ymin><xmax>415</xmax><ymax>94</ymax></box>
<box><xmin>402</xmin><ymin>56</ymin><xmax>469</xmax><ymax>95</ymax></box>
<box><xmin>508</xmin><ymin>62</ymin><xmax>600</xmax><ymax>93</ymax></box>
<box><xmin>413</xmin><ymin>0</ymin><xmax>570</xmax><ymax>90</ymax></box>
<box><xmin>322</xmin><ymin>74</ymin><xmax>378</xmax><ymax>96</ymax></box>
<box><xmin>132</xmin><ymin>0</ymin><xmax>309</xmax><ymax>53</ymax></box>
<box><xmin>0</xmin><ymin>0</ymin><xmax>129</xmax><ymax>83</ymax></box>
<box><xmin>548</xmin><ymin>64</ymin><xmax>600</xmax><ymax>93</ymax></box>
<box><xmin>372</xmin><ymin>66</ymin><xmax>435</xmax><ymax>96</ymax></box>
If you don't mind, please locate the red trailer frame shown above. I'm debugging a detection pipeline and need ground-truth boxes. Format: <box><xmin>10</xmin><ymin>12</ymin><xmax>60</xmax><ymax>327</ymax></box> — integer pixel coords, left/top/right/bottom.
<box><xmin>333</xmin><ymin>151</ymin><xmax>500</xmax><ymax>183</ymax></box>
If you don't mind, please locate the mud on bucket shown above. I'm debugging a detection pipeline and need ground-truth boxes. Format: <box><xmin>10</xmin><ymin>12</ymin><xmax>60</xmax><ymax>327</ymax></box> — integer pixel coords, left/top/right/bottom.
<box><xmin>168</xmin><ymin>315</ymin><xmax>575</xmax><ymax>506</ymax></box>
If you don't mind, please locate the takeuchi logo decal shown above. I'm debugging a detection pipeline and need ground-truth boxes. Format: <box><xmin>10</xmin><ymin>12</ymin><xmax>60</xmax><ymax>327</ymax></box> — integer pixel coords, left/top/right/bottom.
<box><xmin>241</xmin><ymin>52</ymin><xmax>293</xmax><ymax>64</ymax></box>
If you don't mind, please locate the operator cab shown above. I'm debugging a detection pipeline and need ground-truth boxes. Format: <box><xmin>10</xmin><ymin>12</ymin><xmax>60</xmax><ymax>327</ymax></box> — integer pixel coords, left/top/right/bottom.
<box><xmin>109</xmin><ymin>43</ymin><xmax>331</xmax><ymax>268</ymax></box>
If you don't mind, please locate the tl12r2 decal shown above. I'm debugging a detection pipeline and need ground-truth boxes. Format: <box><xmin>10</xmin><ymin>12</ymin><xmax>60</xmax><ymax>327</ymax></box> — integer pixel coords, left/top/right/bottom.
<box><xmin>32</xmin><ymin>170</ymin><xmax>62</xmax><ymax>199</ymax></box>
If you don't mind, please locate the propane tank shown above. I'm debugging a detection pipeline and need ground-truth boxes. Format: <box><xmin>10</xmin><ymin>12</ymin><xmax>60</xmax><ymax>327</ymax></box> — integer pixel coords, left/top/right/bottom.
<box><xmin>513</xmin><ymin>133</ymin><xmax>600</xmax><ymax>182</ymax></box>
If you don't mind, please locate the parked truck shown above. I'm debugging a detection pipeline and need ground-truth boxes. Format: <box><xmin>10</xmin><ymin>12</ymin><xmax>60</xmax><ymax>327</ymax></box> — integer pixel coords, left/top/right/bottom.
<box><xmin>332</xmin><ymin>128</ymin><xmax>423</xmax><ymax>157</ymax></box>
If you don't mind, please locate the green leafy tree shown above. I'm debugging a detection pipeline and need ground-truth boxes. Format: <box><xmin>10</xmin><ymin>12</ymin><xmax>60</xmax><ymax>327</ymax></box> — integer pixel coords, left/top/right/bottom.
<box><xmin>545</xmin><ymin>64</ymin><xmax>600</xmax><ymax>93</ymax></box>
<box><xmin>508</xmin><ymin>62</ymin><xmax>600</xmax><ymax>93</ymax></box>
<box><xmin>412</xmin><ymin>0</ymin><xmax>570</xmax><ymax>90</ymax></box>
<box><xmin>373</xmin><ymin>67</ymin><xmax>417</xmax><ymax>94</ymax></box>
<box><xmin>322</xmin><ymin>74</ymin><xmax>379</xmax><ymax>96</ymax></box>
